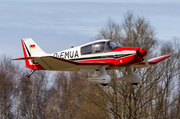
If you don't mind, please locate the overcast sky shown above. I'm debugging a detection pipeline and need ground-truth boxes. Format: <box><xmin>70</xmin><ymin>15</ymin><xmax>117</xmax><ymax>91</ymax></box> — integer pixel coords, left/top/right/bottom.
<box><xmin>0</xmin><ymin>0</ymin><xmax>180</xmax><ymax>58</ymax></box>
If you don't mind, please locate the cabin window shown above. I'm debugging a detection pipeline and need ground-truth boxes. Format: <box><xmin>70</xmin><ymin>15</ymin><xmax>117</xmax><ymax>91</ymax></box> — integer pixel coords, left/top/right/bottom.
<box><xmin>106</xmin><ymin>41</ymin><xmax>121</xmax><ymax>52</ymax></box>
<box><xmin>93</xmin><ymin>42</ymin><xmax>105</xmax><ymax>53</ymax></box>
<box><xmin>81</xmin><ymin>44</ymin><xmax>92</xmax><ymax>55</ymax></box>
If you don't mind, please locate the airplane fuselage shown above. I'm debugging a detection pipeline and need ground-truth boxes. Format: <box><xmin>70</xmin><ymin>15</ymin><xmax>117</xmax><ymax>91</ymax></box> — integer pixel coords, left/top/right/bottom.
<box><xmin>50</xmin><ymin>39</ymin><xmax>143</xmax><ymax>67</ymax></box>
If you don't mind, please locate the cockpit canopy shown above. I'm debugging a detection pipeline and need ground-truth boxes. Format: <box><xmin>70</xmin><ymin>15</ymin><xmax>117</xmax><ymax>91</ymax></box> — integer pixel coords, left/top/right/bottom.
<box><xmin>81</xmin><ymin>40</ymin><xmax>122</xmax><ymax>55</ymax></box>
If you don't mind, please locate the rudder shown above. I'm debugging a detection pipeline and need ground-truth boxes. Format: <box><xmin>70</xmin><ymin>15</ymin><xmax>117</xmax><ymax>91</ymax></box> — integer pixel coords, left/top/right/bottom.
<box><xmin>21</xmin><ymin>38</ymin><xmax>46</xmax><ymax>70</ymax></box>
<box><xmin>22</xmin><ymin>38</ymin><xmax>47</xmax><ymax>57</ymax></box>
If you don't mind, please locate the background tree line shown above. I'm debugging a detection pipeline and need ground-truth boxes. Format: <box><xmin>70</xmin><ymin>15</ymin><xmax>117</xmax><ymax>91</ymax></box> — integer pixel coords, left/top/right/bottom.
<box><xmin>0</xmin><ymin>11</ymin><xmax>180</xmax><ymax>119</ymax></box>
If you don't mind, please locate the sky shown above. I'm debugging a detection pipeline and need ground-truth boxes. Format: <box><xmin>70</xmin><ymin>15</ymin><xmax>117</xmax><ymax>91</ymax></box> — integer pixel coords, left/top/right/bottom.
<box><xmin>0</xmin><ymin>0</ymin><xmax>180</xmax><ymax>59</ymax></box>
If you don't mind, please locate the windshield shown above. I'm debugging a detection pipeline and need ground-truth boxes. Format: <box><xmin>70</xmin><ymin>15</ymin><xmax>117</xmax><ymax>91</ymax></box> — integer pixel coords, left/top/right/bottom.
<box><xmin>93</xmin><ymin>42</ymin><xmax>105</xmax><ymax>53</ymax></box>
<box><xmin>106</xmin><ymin>41</ymin><xmax>121</xmax><ymax>52</ymax></box>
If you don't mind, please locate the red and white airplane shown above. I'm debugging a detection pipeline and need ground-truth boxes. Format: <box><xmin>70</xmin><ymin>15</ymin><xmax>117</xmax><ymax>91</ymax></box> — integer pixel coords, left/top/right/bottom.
<box><xmin>12</xmin><ymin>38</ymin><xmax>170</xmax><ymax>86</ymax></box>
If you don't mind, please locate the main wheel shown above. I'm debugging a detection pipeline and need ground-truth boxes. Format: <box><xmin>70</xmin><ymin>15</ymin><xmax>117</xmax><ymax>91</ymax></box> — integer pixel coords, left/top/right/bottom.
<box><xmin>101</xmin><ymin>83</ymin><xmax>108</xmax><ymax>86</ymax></box>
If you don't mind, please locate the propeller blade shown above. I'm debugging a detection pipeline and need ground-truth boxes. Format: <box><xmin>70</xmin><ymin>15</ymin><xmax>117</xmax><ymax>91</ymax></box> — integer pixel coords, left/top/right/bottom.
<box><xmin>144</xmin><ymin>56</ymin><xmax>150</xmax><ymax>67</ymax></box>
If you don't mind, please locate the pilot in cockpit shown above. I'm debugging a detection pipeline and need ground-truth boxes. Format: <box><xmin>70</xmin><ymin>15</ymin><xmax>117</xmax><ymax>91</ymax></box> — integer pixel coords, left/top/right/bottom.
<box><xmin>94</xmin><ymin>44</ymin><xmax>104</xmax><ymax>52</ymax></box>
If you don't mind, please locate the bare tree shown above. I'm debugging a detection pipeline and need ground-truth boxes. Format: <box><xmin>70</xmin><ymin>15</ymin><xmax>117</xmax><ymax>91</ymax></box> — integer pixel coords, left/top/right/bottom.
<box><xmin>0</xmin><ymin>56</ymin><xmax>20</xmax><ymax>119</ymax></box>
<box><xmin>18</xmin><ymin>70</ymin><xmax>50</xmax><ymax>119</ymax></box>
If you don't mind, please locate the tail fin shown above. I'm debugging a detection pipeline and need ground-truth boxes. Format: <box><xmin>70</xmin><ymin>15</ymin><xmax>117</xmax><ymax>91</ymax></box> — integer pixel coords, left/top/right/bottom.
<box><xmin>22</xmin><ymin>38</ymin><xmax>47</xmax><ymax>57</ymax></box>
<box><xmin>21</xmin><ymin>38</ymin><xmax>46</xmax><ymax>70</ymax></box>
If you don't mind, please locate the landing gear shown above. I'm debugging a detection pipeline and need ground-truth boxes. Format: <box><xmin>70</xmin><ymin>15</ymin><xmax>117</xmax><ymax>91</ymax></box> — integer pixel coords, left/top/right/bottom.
<box><xmin>88</xmin><ymin>66</ymin><xmax>111</xmax><ymax>84</ymax></box>
<box><xmin>119</xmin><ymin>66</ymin><xmax>141</xmax><ymax>84</ymax></box>
<box><xmin>27</xmin><ymin>70</ymin><xmax>36</xmax><ymax>78</ymax></box>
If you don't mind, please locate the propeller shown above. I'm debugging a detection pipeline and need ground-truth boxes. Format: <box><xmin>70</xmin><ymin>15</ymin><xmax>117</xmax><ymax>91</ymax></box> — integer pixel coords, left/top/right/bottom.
<box><xmin>137</xmin><ymin>49</ymin><xmax>149</xmax><ymax>67</ymax></box>
<box><xmin>143</xmin><ymin>56</ymin><xmax>150</xmax><ymax>67</ymax></box>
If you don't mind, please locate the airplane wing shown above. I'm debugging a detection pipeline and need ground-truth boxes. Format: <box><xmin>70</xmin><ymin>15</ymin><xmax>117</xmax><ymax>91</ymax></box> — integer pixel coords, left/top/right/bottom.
<box><xmin>12</xmin><ymin>56</ymin><xmax>113</xmax><ymax>71</ymax></box>
<box><xmin>12</xmin><ymin>55</ymin><xmax>171</xmax><ymax>70</ymax></box>
<box><xmin>132</xmin><ymin>55</ymin><xmax>171</xmax><ymax>68</ymax></box>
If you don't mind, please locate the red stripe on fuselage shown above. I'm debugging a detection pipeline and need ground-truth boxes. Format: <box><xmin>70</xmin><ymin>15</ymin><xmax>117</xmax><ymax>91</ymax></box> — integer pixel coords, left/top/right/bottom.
<box><xmin>77</xmin><ymin>54</ymin><xmax>142</xmax><ymax>66</ymax></box>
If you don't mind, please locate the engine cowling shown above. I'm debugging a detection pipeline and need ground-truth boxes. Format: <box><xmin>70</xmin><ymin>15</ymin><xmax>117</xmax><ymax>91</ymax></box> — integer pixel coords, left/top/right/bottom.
<box><xmin>88</xmin><ymin>74</ymin><xmax>111</xmax><ymax>84</ymax></box>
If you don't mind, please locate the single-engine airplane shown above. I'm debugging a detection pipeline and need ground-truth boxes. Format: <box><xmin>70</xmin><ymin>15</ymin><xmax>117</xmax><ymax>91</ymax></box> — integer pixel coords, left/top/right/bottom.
<box><xmin>12</xmin><ymin>38</ymin><xmax>170</xmax><ymax>86</ymax></box>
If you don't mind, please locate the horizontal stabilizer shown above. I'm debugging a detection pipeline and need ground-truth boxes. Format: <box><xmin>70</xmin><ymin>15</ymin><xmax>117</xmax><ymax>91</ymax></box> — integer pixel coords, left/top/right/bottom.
<box><xmin>11</xmin><ymin>57</ymin><xmax>37</xmax><ymax>60</ymax></box>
